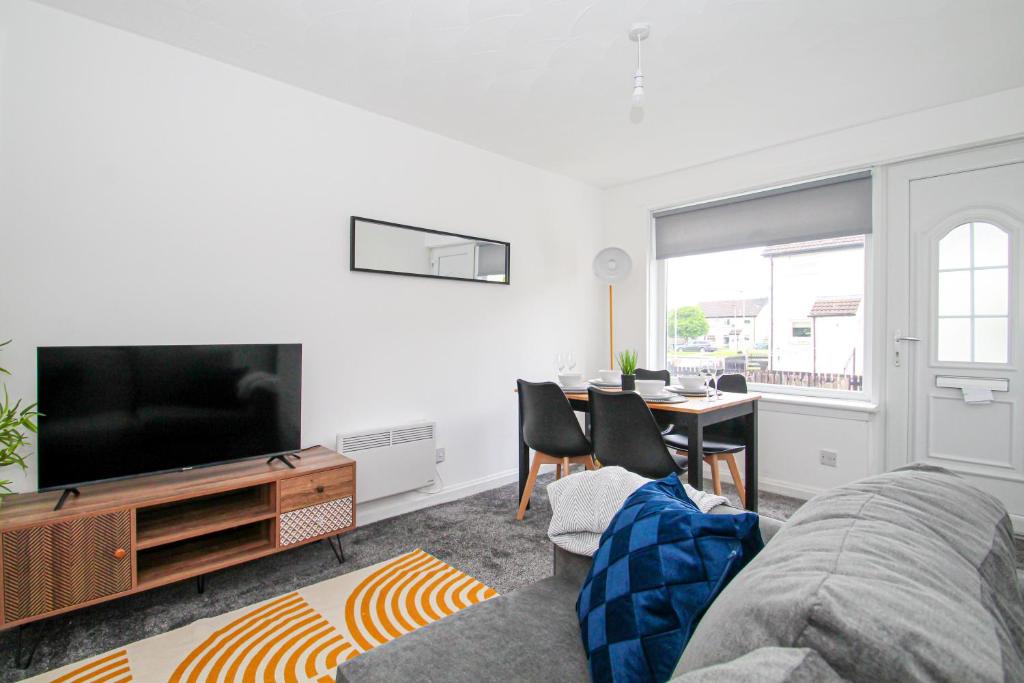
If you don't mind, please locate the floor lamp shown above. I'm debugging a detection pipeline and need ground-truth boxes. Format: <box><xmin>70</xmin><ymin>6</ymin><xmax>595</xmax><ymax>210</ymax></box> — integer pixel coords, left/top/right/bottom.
<box><xmin>593</xmin><ymin>247</ymin><xmax>633</xmax><ymax>369</ymax></box>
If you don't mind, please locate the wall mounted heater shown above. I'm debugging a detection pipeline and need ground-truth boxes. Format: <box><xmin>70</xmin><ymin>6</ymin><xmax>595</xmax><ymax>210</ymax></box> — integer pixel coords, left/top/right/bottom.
<box><xmin>336</xmin><ymin>421</ymin><xmax>436</xmax><ymax>502</ymax></box>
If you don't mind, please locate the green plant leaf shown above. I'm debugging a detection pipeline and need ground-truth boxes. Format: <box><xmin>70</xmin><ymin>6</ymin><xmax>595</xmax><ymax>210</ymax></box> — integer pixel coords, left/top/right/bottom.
<box><xmin>0</xmin><ymin>340</ymin><xmax>33</xmax><ymax>479</ymax></box>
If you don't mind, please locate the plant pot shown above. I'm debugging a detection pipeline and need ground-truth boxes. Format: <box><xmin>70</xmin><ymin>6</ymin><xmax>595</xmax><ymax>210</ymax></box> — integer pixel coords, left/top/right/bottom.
<box><xmin>621</xmin><ymin>374</ymin><xmax>636</xmax><ymax>391</ymax></box>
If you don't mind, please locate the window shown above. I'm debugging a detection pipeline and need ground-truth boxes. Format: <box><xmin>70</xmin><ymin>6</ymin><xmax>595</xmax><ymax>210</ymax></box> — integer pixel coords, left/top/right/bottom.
<box><xmin>936</xmin><ymin>222</ymin><xmax>1009</xmax><ymax>363</ymax></box>
<box><xmin>654</xmin><ymin>172</ymin><xmax>871</xmax><ymax>395</ymax></box>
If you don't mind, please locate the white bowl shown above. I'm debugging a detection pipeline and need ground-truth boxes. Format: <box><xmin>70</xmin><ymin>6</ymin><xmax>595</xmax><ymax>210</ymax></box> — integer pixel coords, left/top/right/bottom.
<box><xmin>677</xmin><ymin>375</ymin><xmax>707</xmax><ymax>392</ymax></box>
<box><xmin>558</xmin><ymin>372</ymin><xmax>583</xmax><ymax>387</ymax></box>
<box><xmin>598</xmin><ymin>369</ymin><xmax>621</xmax><ymax>384</ymax></box>
<box><xmin>635</xmin><ymin>379</ymin><xmax>666</xmax><ymax>397</ymax></box>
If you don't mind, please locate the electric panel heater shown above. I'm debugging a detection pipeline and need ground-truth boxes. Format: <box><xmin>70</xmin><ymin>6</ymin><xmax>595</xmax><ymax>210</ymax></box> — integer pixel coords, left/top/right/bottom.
<box><xmin>336</xmin><ymin>421</ymin><xmax>436</xmax><ymax>502</ymax></box>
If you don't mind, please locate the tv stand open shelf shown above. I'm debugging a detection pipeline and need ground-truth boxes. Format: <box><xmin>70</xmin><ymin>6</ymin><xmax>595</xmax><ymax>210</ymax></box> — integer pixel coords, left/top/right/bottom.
<box><xmin>135</xmin><ymin>484</ymin><xmax>276</xmax><ymax>549</ymax></box>
<box><xmin>137</xmin><ymin>520</ymin><xmax>277</xmax><ymax>589</ymax></box>
<box><xmin>0</xmin><ymin>446</ymin><xmax>355</xmax><ymax>630</ymax></box>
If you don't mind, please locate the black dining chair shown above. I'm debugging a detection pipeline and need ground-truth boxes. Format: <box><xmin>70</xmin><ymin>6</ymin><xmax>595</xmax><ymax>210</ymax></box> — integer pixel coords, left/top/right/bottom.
<box><xmin>662</xmin><ymin>373</ymin><xmax>748</xmax><ymax>506</ymax></box>
<box><xmin>516</xmin><ymin>380</ymin><xmax>596</xmax><ymax>520</ymax></box>
<box><xmin>635</xmin><ymin>368</ymin><xmax>671</xmax><ymax>384</ymax></box>
<box><xmin>588</xmin><ymin>387</ymin><xmax>685</xmax><ymax>479</ymax></box>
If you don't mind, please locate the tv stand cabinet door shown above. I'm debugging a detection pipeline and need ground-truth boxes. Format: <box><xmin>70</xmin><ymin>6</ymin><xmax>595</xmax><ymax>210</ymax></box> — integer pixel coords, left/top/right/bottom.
<box><xmin>2</xmin><ymin>510</ymin><xmax>132</xmax><ymax>624</ymax></box>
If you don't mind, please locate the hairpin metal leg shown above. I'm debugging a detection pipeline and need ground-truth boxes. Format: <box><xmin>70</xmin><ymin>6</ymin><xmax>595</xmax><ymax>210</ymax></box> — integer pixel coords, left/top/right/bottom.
<box><xmin>197</xmin><ymin>574</ymin><xmax>206</xmax><ymax>594</ymax></box>
<box><xmin>325</xmin><ymin>535</ymin><xmax>345</xmax><ymax>564</ymax></box>
<box><xmin>15</xmin><ymin>624</ymin><xmax>40</xmax><ymax>669</ymax></box>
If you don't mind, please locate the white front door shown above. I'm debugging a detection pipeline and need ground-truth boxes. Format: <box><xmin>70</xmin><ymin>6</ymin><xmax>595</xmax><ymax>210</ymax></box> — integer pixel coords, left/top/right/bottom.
<box><xmin>889</xmin><ymin>143</ymin><xmax>1024</xmax><ymax>525</ymax></box>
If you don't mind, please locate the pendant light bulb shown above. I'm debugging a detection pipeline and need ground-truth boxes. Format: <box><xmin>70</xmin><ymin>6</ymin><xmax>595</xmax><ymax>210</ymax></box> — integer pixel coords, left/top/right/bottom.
<box><xmin>631</xmin><ymin>73</ymin><xmax>645</xmax><ymax>108</ymax></box>
<box><xmin>628</xmin><ymin>23</ymin><xmax>650</xmax><ymax>124</ymax></box>
<box><xmin>630</xmin><ymin>74</ymin><xmax>645</xmax><ymax>123</ymax></box>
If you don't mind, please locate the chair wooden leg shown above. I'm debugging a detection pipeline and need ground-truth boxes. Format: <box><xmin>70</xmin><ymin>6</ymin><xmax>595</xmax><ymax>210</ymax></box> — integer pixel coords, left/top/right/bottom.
<box><xmin>516</xmin><ymin>454</ymin><xmax>544</xmax><ymax>520</ymax></box>
<box><xmin>584</xmin><ymin>456</ymin><xmax>597</xmax><ymax>471</ymax></box>
<box><xmin>563</xmin><ymin>457</ymin><xmax>570</xmax><ymax>479</ymax></box>
<box><xmin>707</xmin><ymin>454</ymin><xmax>722</xmax><ymax>496</ymax></box>
<box><xmin>724</xmin><ymin>452</ymin><xmax>746</xmax><ymax>508</ymax></box>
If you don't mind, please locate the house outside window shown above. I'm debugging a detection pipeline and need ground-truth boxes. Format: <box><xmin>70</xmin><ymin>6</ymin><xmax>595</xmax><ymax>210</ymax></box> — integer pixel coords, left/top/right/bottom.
<box><xmin>663</xmin><ymin>235</ymin><xmax>866</xmax><ymax>393</ymax></box>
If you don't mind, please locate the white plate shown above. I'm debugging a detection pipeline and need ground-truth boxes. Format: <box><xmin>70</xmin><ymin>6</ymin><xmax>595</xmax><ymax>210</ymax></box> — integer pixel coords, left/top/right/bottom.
<box><xmin>668</xmin><ymin>386</ymin><xmax>720</xmax><ymax>397</ymax></box>
<box><xmin>588</xmin><ymin>379</ymin><xmax>621</xmax><ymax>387</ymax></box>
<box><xmin>559</xmin><ymin>385</ymin><xmax>589</xmax><ymax>392</ymax></box>
<box><xmin>642</xmin><ymin>395</ymin><xmax>687</xmax><ymax>404</ymax></box>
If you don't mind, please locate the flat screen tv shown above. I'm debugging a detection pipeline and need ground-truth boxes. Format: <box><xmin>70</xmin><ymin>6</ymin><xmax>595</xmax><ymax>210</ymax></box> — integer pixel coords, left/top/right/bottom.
<box><xmin>37</xmin><ymin>343</ymin><xmax>301</xmax><ymax>491</ymax></box>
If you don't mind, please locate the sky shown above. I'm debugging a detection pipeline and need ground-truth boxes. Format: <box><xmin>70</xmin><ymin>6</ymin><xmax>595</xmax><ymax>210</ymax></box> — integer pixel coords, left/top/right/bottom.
<box><xmin>665</xmin><ymin>246</ymin><xmax>771</xmax><ymax>310</ymax></box>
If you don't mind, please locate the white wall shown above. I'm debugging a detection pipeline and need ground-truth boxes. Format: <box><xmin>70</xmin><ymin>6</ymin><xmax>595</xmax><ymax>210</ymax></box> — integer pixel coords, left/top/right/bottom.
<box><xmin>0</xmin><ymin>0</ymin><xmax>606</xmax><ymax>521</ymax></box>
<box><xmin>603</xmin><ymin>86</ymin><xmax>1024</xmax><ymax>499</ymax></box>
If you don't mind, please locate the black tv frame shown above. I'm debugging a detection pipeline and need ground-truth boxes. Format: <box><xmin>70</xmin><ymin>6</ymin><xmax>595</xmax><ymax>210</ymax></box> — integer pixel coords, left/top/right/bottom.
<box><xmin>35</xmin><ymin>343</ymin><xmax>302</xmax><ymax>498</ymax></box>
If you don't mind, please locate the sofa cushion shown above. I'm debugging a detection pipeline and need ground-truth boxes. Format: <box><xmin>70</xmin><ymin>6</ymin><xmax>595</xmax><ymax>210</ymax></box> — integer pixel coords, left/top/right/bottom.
<box><xmin>677</xmin><ymin>464</ymin><xmax>1024</xmax><ymax>682</ymax></box>
<box><xmin>578</xmin><ymin>475</ymin><xmax>763</xmax><ymax>683</ymax></box>
<box><xmin>335</xmin><ymin>575</ymin><xmax>588</xmax><ymax>682</ymax></box>
<box><xmin>672</xmin><ymin>647</ymin><xmax>845</xmax><ymax>682</ymax></box>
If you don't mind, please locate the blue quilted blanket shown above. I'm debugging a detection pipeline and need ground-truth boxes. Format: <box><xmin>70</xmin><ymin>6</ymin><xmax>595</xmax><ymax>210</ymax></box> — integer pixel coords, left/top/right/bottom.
<box><xmin>576</xmin><ymin>474</ymin><xmax>763</xmax><ymax>682</ymax></box>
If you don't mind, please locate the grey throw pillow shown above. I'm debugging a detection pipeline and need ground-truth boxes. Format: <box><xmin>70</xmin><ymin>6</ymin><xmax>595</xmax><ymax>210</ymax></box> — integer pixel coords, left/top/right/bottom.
<box><xmin>672</xmin><ymin>647</ymin><xmax>846</xmax><ymax>682</ymax></box>
<box><xmin>677</xmin><ymin>465</ymin><xmax>1024</xmax><ymax>682</ymax></box>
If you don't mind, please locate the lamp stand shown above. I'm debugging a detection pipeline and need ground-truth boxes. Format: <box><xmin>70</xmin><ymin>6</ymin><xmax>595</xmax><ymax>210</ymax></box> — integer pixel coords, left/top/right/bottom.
<box><xmin>608</xmin><ymin>284</ymin><xmax>615</xmax><ymax>369</ymax></box>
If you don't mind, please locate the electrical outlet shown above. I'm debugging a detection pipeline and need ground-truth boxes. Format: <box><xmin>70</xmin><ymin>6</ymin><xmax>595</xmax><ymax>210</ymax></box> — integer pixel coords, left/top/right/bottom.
<box><xmin>820</xmin><ymin>449</ymin><xmax>838</xmax><ymax>467</ymax></box>
<box><xmin>435</xmin><ymin>448</ymin><xmax>446</xmax><ymax>464</ymax></box>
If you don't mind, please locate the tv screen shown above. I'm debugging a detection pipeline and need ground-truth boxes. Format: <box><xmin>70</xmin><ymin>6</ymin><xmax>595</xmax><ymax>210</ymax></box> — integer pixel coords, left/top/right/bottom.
<box><xmin>37</xmin><ymin>344</ymin><xmax>302</xmax><ymax>490</ymax></box>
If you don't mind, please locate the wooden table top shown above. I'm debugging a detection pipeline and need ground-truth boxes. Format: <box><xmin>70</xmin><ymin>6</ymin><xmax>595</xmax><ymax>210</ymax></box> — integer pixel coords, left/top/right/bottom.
<box><xmin>562</xmin><ymin>389</ymin><xmax>760</xmax><ymax>414</ymax></box>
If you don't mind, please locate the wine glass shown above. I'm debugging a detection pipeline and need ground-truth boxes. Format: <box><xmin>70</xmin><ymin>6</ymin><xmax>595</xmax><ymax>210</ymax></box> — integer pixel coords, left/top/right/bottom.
<box><xmin>554</xmin><ymin>353</ymin><xmax>566</xmax><ymax>375</ymax></box>
<box><xmin>713</xmin><ymin>363</ymin><xmax>726</xmax><ymax>399</ymax></box>
<box><xmin>700</xmin><ymin>359</ymin><xmax>715</xmax><ymax>399</ymax></box>
<box><xmin>566</xmin><ymin>352</ymin><xmax>576</xmax><ymax>372</ymax></box>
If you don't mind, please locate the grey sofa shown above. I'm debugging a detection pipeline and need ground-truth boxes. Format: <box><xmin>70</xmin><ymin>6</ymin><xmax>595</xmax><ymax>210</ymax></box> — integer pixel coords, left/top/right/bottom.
<box><xmin>337</xmin><ymin>465</ymin><xmax>1024</xmax><ymax>682</ymax></box>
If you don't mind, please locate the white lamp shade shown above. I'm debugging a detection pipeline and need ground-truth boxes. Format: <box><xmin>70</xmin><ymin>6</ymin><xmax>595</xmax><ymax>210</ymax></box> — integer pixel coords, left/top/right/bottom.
<box><xmin>593</xmin><ymin>247</ymin><xmax>633</xmax><ymax>283</ymax></box>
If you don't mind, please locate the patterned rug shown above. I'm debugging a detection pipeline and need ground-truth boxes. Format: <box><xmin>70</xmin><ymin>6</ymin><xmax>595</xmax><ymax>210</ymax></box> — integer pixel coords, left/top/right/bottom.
<box><xmin>27</xmin><ymin>549</ymin><xmax>496</xmax><ymax>683</ymax></box>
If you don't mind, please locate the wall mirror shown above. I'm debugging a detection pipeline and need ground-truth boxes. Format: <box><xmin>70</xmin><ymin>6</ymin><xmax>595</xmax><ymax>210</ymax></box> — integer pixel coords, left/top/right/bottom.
<box><xmin>350</xmin><ymin>216</ymin><xmax>510</xmax><ymax>285</ymax></box>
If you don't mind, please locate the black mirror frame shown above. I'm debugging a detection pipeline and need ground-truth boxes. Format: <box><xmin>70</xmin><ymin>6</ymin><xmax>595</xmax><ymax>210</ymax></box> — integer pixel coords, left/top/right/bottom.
<box><xmin>349</xmin><ymin>216</ymin><xmax>511</xmax><ymax>286</ymax></box>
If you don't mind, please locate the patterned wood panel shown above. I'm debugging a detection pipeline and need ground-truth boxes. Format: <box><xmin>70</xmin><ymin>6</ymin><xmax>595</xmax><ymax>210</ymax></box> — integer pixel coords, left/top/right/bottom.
<box><xmin>2</xmin><ymin>525</ymin><xmax>55</xmax><ymax>623</ymax></box>
<box><xmin>2</xmin><ymin>510</ymin><xmax>131</xmax><ymax>623</ymax></box>
<box><xmin>279</xmin><ymin>497</ymin><xmax>353</xmax><ymax>546</ymax></box>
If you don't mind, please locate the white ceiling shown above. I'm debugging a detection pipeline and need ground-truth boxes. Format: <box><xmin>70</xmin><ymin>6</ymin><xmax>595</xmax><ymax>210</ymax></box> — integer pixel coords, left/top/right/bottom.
<box><xmin>31</xmin><ymin>0</ymin><xmax>1024</xmax><ymax>186</ymax></box>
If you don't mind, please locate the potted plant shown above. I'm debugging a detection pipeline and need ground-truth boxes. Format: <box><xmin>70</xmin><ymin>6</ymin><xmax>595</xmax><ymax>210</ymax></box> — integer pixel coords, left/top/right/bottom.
<box><xmin>617</xmin><ymin>349</ymin><xmax>638</xmax><ymax>391</ymax></box>
<box><xmin>0</xmin><ymin>340</ymin><xmax>37</xmax><ymax>497</ymax></box>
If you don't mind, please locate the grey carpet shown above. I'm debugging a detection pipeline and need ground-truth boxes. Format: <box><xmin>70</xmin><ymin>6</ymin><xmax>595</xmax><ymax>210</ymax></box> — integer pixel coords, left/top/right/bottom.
<box><xmin>0</xmin><ymin>475</ymin><xmax>1016</xmax><ymax>681</ymax></box>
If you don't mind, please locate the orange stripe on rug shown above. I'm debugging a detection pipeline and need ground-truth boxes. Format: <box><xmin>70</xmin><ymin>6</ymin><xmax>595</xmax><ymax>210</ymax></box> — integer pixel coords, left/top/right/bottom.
<box><xmin>343</xmin><ymin>549</ymin><xmax>497</xmax><ymax>657</ymax></box>
<box><xmin>50</xmin><ymin>650</ymin><xmax>130</xmax><ymax>683</ymax></box>
<box><xmin>169</xmin><ymin>593</ymin><xmax>354</xmax><ymax>683</ymax></box>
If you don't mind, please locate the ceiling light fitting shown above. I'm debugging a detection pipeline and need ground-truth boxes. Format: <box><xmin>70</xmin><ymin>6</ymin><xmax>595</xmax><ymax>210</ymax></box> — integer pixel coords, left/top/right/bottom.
<box><xmin>628</xmin><ymin>23</ymin><xmax>650</xmax><ymax>124</ymax></box>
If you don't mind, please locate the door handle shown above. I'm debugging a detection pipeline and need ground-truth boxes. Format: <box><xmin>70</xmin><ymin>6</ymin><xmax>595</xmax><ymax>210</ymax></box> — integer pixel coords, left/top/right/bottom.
<box><xmin>894</xmin><ymin>331</ymin><xmax>921</xmax><ymax>367</ymax></box>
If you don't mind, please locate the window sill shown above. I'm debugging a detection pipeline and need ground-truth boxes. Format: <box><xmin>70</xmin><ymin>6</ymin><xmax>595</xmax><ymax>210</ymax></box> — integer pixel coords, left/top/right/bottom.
<box><xmin>756</xmin><ymin>391</ymin><xmax>879</xmax><ymax>420</ymax></box>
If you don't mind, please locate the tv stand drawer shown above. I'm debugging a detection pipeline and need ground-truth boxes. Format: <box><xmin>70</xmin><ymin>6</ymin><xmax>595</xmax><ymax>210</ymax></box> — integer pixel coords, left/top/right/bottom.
<box><xmin>279</xmin><ymin>466</ymin><xmax>353</xmax><ymax>513</ymax></box>
<box><xmin>279</xmin><ymin>497</ymin><xmax>353</xmax><ymax>546</ymax></box>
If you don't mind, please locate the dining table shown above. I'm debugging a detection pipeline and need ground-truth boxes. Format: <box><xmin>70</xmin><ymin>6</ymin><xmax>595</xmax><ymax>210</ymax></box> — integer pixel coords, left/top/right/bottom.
<box><xmin>517</xmin><ymin>387</ymin><xmax>760</xmax><ymax>512</ymax></box>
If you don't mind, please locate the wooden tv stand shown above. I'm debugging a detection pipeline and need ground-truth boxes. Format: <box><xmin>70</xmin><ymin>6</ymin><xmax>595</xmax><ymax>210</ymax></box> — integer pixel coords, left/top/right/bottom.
<box><xmin>0</xmin><ymin>446</ymin><xmax>355</xmax><ymax>631</ymax></box>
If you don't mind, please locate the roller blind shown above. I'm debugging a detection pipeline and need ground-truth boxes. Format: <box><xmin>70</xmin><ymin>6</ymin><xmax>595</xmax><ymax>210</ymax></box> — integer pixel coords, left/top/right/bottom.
<box><xmin>654</xmin><ymin>171</ymin><xmax>871</xmax><ymax>260</ymax></box>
